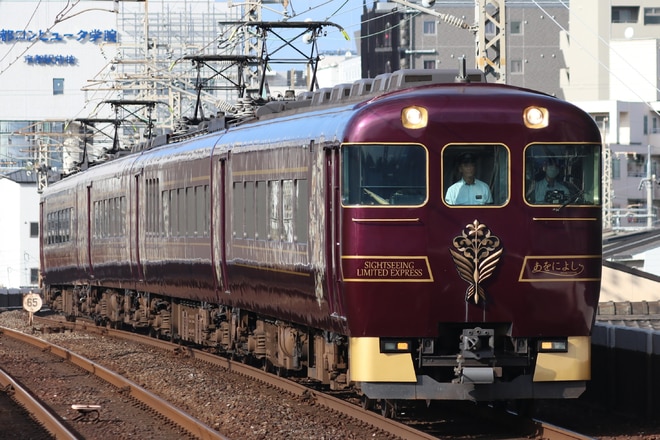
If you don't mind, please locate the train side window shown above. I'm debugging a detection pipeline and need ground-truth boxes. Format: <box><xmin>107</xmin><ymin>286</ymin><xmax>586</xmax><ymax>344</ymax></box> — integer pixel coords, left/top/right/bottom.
<box><xmin>244</xmin><ymin>181</ymin><xmax>255</xmax><ymax>239</ymax></box>
<box><xmin>103</xmin><ymin>200</ymin><xmax>109</xmax><ymax>238</ymax></box>
<box><xmin>341</xmin><ymin>143</ymin><xmax>427</xmax><ymax>207</ymax></box>
<box><xmin>110</xmin><ymin>198</ymin><xmax>116</xmax><ymax>237</ymax></box>
<box><xmin>186</xmin><ymin>187</ymin><xmax>195</xmax><ymax>236</ymax></box>
<box><xmin>269</xmin><ymin>180</ymin><xmax>281</xmax><ymax>240</ymax></box>
<box><xmin>178</xmin><ymin>188</ymin><xmax>186</xmax><ymax>236</ymax></box>
<box><xmin>120</xmin><ymin>197</ymin><xmax>126</xmax><ymax>237</ymax></box>
<box><xmin>233</xmin><ymin>182</ymin><xmax>245</xmax><ymax>239</ymax></box>
<box><xmin>282</xmin><ymin>180</ymin><xmax>294</xmax><ymax>242</ymax></box>
<box><xmin>295</xmin><ymin>179</ymin><xmax>309</xmax><ymax>243</ymax></box>
<box><xmin>442</xmin><ymin>144</ymin><xmax>508</xmax><ymax>206</ymax></box>
<box><xmin>256</xmin><ymin>181</ymin><xmax>267</xmax><ymax>240</ymax></box>
<box><xmin>524</xmin><ymin>144</ymin><xmax>601</xmax><ymax>206</ymax></box>
<box><xmin>49</xmin><ymin>209</ymin><xmax>71</xmax><ymax>244</ymax></box>
<box><xmin>171</xmin><ymin>189</ymin><xmax>179</xmax><ymax>236</ymax></box>
<box><xmin>196</xmin><ymin>185</ymin><xmax>208</xmax><ymax>237</ymax></box>
<box><xmin>162</xmin><ymin>191</ymin><xmax>170</xmax><ymax>236</ymax></box>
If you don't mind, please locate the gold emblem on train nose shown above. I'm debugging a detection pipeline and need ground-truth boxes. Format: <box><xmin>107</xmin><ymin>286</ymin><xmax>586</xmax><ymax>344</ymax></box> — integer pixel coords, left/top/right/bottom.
<box><xmin>450</xmin><ymin>219</ymin><xmax>503</xmax><ymax>304</ymax></box>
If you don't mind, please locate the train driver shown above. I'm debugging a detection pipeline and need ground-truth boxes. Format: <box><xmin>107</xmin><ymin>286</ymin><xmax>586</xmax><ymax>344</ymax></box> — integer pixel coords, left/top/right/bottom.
<box><xmin>529</xmin><ymin>158</ymin><xmax>570</xmax><ymax>204</ymax></box>
<box><xmin>445</xmin><ymin>153</ymin><xmax>493</xmax><ymax>205</ymax></box>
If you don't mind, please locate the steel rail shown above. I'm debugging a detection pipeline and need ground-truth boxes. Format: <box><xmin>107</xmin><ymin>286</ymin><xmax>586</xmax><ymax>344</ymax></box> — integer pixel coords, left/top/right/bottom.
<box><xmin>0</xmin><ymin>326</ymin><xmax>229</xmax><ymax>440</ymax></box>
<box><xmin>0</xmin><ymin>366</ymin><xmax>78</xmax><ymax>440</ymax></box>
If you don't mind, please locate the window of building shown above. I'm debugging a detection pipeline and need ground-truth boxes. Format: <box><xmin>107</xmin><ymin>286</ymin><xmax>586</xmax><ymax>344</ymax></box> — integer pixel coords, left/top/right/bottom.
<box><xmin>612</xmin><ymin>157</ymin><xmax>621</xmax><ymax>180</ymax></box>
<box><xmin>612</xmin><ymin>6</ymin><xmax>639</xmax><ymax>23</ymax></box>
<box><xmin>627</xmin><ymin>154</ymin><xmax>646</xmax><ymax>178</ymax></box>
<box><xmin>30</xmin><ymin>268</ymin><xmax>38</xmax><ymax>285</ymax></box>
<box><xmin>30</xmin><ymin>222</ymin><xmax>38</xmax><ymax>238</ymax></box>
<box><xmin>592</xmin><ymin>113</ymin><xmax>609</xmax><ymax>133</ymax></box>
<box><xmin>423</xmin><ymin>60</ymin><xmax>435</xmax><ymax>69</ymax></box>
<box><xmin>510</xmin><ymin>59</ymin><xmax>523</xmax><ymax>74</ymax></box>
<box><xmin>423</xmin><ymin>20</ymin><xmax>436</xmax><ymax>35</ymax></box>
<box><xmin>644</xmin><ymin>8</ymin><xmax>660</xmax><ymax>24</ymax></box>
<box><xmin>53</xmin><ymin>78</ymin><xmax>64</xmax><ymax>95</ymax></box>
<box><xmin>510</xmin><ymin>21</ymin><xmax>522</xmax><ymax>34</ymax></box>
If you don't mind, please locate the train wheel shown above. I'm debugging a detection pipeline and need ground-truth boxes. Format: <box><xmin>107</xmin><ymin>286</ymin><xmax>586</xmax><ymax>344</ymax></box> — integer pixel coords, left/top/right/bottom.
<box><xmin>361</xmin><ymin>395</ymin><xmax>375</xmax><ymax>411</ymax></box>
<box><xmin>379</xmin><ymin>399</ymin><xmax>396</xmax><ymax>419</ymax></box>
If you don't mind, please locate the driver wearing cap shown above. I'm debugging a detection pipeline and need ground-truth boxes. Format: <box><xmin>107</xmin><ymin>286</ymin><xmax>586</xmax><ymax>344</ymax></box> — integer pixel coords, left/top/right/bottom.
<box><xmin>445</xmin><ymin>153</ymin><xmax>493</xmax><ymax>205</ymax></box>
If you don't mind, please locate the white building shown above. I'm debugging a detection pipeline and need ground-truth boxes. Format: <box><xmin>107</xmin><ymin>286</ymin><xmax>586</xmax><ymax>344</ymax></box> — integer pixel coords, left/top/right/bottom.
<box><xmin>560</xmin><ymin>0</ymin><xmax>660</xmax><ymax>230</ymax></box>
<box><xmin>0</xmin><ymin>171</ymin><xmax>40</xmax><ymax>287</ymax></box>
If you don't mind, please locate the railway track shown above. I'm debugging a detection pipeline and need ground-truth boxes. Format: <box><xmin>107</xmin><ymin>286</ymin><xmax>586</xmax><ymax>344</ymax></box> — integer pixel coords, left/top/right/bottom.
<box><xmin>0</xmin><ymin>367</ymin><xmax>75</xmax><ymax>439</ymax></box>
<box><xmin>0</xmin><ymin>324</ymin><xmax>227</xmax><ymax>440</ymax></box>
<box><xmin>1</xmin><ymin>312</ymin><xmax>592</xmax><ymax>440</ymax></box>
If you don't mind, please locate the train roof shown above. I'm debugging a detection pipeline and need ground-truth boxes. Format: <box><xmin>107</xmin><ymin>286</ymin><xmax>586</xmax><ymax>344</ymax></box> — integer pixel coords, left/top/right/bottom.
<box><xmin>253</xmin><ymin>68</ymin><xmax>488</xmax><ymax>119</ymax></box>
<box><xmin>50</xmin><ymin>67</ymin><xmax>578</xmax><ymax>188</ymax></box>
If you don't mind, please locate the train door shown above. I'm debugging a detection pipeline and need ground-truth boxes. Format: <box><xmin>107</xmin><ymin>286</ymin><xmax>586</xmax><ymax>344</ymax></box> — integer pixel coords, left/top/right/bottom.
<box><xmin>211</xmin><ymin>153</ymin><xmax>229</xmax><ymax>297</ymax></box>
<box><xmin>325</xmin><ymin>142</ymin><xmax>346</xmax><ymax>320</ymax></box>
<box><xmin>86</xmin><ymin>184</ymin><xmax>94</xmax><ymax>278</ymax></box>
<box><xmin>133</xmin><ymin>173</ymin><xmax>144</xmax><ymax>281</ymax></box>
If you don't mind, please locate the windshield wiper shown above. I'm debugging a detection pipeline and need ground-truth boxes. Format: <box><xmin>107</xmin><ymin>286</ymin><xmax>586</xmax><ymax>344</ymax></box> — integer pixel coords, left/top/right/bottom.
<box><xmin>553</xmin><ymin>189</ymin><xmax>584</xmax><ymax>212</ymax></box>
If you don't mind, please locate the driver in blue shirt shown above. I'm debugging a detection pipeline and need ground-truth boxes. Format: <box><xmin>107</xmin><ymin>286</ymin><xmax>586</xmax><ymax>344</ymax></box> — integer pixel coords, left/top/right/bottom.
<box><xmin>445</xmin><ymin>153</ymin><xmax>493</xmax><ymax>205</ymax></box>
<box><xmin>531</xmin><ymin>158</ymin><xmax>569</xmax><ymax>204</ymax></box>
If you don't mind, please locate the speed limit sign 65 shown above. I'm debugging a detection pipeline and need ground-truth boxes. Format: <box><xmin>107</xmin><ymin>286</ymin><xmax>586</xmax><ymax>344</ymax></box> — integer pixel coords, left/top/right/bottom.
<box><xmin>23</xmin><ymin>293</ymin><xmax>42</xmax><ymax>313</ymax></box>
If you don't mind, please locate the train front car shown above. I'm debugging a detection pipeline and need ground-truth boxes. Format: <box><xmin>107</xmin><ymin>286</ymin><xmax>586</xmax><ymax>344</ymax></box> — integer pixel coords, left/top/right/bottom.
<box><xmin>340</xmin><ymin>83</ymin><xmax>602</xmax><ymax>406</ymax></box>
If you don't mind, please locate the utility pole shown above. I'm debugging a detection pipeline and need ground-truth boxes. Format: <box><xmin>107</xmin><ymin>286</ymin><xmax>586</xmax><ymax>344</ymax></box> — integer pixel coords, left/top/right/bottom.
<box><xmin>390</xmin><ymin>0</ymin><xmax>506</xmax><ymax>83</ymax></box>
<box><xmin>647</xmin><ymin>144</ymin><xmax>655</xmax><ymax>229</ymax></box>
<box><xmin>475</xmin><ymin>0</ymin><xmax>506</xmax><ymax>83</ymax></box>
<box><xmin>602</xmin><ymin>118</ymin><xmax>612</xmax><ymax>230</ymax></box>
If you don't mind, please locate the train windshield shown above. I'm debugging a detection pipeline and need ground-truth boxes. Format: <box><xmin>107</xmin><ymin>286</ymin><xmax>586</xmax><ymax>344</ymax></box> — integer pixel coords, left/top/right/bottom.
<box><xmin>443</xmin><ymin>144</ymin><xmax>509</xmax><ymax>206</ymax></box>
<box><xmin>525</xmin><ymin>144</ymin><xmax>601</xmax><ymax>206</ymax></box>
<box><xmin>341</xmin><ymin>143</ymin><xmax>427</xmax><ymax>206</ymax></box>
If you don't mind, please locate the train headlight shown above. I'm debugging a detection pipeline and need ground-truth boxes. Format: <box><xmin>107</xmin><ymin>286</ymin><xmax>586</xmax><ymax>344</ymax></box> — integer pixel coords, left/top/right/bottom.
<box><xmin>538</xmin><ymin>339</ymin><xmax>568</xmax><ymax>352</ymax></box>
<box><xmin>380</xmin><ymin>339</ymin><xmax>412</xmax><ymax>353</ymax></box>
<box><xmin>402</xmin><ymin>106</ymin><xmax>428</xmax><ymax>129</ymax></box>
<box><xmin>523</xmin><ymin>106</ymin><xmax>549</xmax><ymax>129</ymax></box>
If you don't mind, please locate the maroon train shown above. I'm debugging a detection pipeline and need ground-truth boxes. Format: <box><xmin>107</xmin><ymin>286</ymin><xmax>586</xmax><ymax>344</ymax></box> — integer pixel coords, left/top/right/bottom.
<box><xmin>40</xmin><ymin>69</ymin><xmax>602</xmax><ymax>411</ymax></box>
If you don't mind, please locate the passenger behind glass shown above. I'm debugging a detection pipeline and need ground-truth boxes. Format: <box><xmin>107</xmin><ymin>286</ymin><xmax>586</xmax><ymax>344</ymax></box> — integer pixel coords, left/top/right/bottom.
<box><xmin>529</xmin><ymin>158</ymin><xmax>570</xmax><ymax>204</ymax></box>
<box><xmin>445</xmin><ymin>153</ymin><xmax>493</xmax><ymax>205</ymax></box>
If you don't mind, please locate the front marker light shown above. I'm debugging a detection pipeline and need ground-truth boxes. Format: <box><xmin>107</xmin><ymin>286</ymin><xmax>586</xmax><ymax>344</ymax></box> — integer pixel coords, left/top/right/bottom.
<box><xmin>538</xmin><ymin>339</ymin><xmax>568</xmax><ymax>352</ymax></box>
<box><xmin>380</xmin><ymin>339</ymin><xmax>412</xmax><ymax>353</ymax></box>
<box><xmin>523</xmin><ymin>106</ymin><xmax>549</xmax><ymax>129</ymax></box>
<box><xmin>402</xmin><ymin>106</ymin><xmax>428</xmax><ymax>129</ymax></box>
